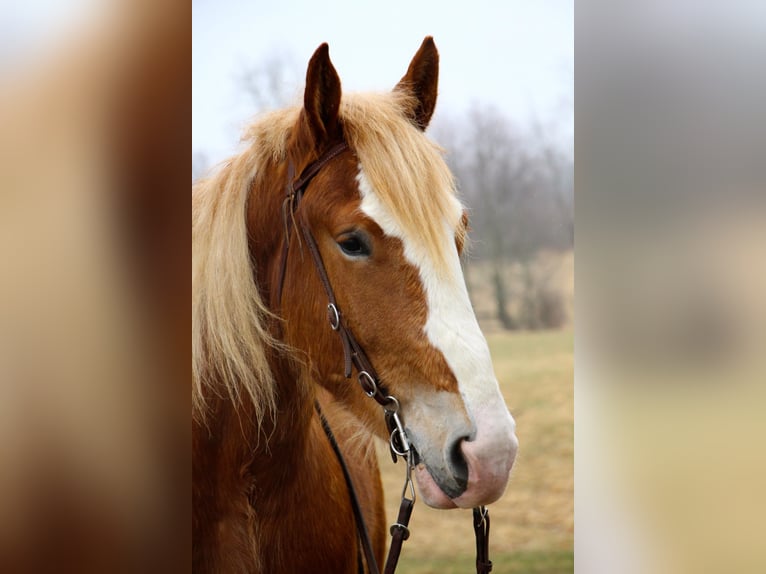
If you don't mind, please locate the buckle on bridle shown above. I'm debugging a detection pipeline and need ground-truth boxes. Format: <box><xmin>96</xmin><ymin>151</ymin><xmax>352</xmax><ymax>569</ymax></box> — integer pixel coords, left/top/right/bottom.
<box><xmin>358</xmin><ymin>370</ymin><xmax>377</xmax><ymax>397</ymax></box>
<box><xmin>389</xmin><ymin>522</ymin><xmax>410</xmax><ymax>540</ymax></box>
<box><xmin>384</xmin><ymin>397</ymin><xmax>412</xmax><ymax>458</ymax></box>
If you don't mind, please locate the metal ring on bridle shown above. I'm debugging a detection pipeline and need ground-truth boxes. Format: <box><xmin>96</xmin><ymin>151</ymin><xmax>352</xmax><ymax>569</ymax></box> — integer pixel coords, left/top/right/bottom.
<box><xmin>327</xmin><ymin>303</ymin><xmax>340</xmax><ymax>330</ymax></box>
<box><xmin>357</xmin><ymin>370</ymin><xmax>377</xmax><ymax>398</ymax></box>
<box><xmin>383</xmin><ymin>395</ymin><xmax>400</xmax><ymax>414</ymax></box>
<box><xmin>389</xmin><ymin>427</ymin><xmax>410</xmax><ymax>457</ymax></box>
<box><xmin>388</xmin><ymin>409</ymin><xmax>411</xmax><ymax>456</ymax></box>
<box><xmin>401</xmin><ymin>473</ymin><xmax>416</xmax><ymax>503</ymax></box>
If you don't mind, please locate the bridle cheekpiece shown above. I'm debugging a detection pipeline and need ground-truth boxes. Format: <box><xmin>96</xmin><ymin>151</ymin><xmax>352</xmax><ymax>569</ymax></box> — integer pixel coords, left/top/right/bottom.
<box><xmin>275</xmin><ymin>142</ymin><xmax>493</xmax><ymax>574</ymax></box>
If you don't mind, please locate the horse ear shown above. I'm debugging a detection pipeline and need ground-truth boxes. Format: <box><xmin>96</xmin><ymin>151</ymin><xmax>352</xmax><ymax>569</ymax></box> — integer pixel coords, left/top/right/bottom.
<box><xmin>303</xmin><ymin>43</ymin><xmax>342</xmax><ymax>147</ymax></box>
<box><xmin>395</xmin><ymin>36</ymin><xmax>439</xmax><ymax>130</ymax></box>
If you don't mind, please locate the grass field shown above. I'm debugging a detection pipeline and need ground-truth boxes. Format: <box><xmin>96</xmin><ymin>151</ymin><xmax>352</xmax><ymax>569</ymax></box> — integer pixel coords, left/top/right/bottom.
<box><xmin>376</xmin><ymin>329</ymin><xmax>574</xmax><ymax>574</ymax></box>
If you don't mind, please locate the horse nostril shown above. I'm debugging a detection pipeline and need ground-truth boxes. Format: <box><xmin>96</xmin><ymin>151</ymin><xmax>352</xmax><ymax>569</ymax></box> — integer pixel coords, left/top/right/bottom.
<box><xmin>447</xmin><ymin>436</ymin><xmax>470</xmax><ymax>493</ymax></box>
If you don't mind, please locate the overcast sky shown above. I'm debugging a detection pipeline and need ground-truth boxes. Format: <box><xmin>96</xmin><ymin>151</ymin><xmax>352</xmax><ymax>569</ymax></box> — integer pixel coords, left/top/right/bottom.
<box><xmin>193</xmin><ymin>0</ymin><xmax>573</xmax><ymax>165</ymax></box>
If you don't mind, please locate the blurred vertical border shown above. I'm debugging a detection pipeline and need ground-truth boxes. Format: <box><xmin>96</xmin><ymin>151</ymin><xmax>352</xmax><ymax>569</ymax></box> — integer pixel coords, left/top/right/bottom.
<box><xmin>0</xmin><ymin>1</ymin><xmax>189</xmax><ymax>571</ymax></box>
<box><xmin>576</xmin><ymin>1</ymin><xmax>766</xmax><ymax>573</ymax></box>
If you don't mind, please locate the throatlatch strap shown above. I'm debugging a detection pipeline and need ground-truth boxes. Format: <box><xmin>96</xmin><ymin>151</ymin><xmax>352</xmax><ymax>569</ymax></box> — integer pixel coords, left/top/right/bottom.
<box><xmin>315</xmin><ymin>402</ymin><xmax>380</xmax><ymax>574</ymax></box>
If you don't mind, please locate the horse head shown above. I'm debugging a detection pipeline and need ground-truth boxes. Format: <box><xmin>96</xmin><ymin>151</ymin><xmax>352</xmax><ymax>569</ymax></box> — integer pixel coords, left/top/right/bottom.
<box><xmin>275</xmin><ymin>38</ymin><xmax>518</xmax><ymax>510</ymax></box>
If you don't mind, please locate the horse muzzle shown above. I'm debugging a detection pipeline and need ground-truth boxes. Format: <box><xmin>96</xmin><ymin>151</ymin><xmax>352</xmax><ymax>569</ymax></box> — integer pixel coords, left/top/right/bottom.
<box><xmin>411</xmin><ymin>406</ymin><xmax>518</xmax><ymax>509</ymax></box>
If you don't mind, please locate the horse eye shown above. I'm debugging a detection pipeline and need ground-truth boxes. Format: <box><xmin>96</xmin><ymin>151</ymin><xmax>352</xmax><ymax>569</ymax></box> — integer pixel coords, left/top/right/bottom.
<box><xmin>337</xmin><ymin>234</ymin><xmax>370</xmax><ymax>257</ymax></box>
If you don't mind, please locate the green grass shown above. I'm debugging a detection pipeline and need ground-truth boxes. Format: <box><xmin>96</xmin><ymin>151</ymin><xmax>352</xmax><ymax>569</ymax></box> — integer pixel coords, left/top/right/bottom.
<box><xmin>395</xmin><ymin>550</ymin><xmax>574</xmax><ymax>574</ymax></box>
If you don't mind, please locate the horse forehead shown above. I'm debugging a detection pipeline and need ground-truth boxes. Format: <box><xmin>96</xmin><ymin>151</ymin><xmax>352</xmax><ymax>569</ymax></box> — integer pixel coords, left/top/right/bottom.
<box><xmin>354</xmin><ymin>167</ymin><xmax>463</xmax><ymax>268</ymax></box>
<box><xmin>302</xmin><ymin>157</ymin><xmax>364</xmax><ymax>222</ymax></box>
<box><xmin>311</xmin><ymin>155</ymin><xmax>359</xmax><ymax>196</ymax></box>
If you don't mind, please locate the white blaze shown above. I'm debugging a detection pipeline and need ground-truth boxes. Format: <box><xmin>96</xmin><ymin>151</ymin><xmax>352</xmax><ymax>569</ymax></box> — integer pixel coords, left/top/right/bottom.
<box><xmin>356</xmin><ymin>169</ymin><xmax>514</xmax><ymax>434</ymax></box>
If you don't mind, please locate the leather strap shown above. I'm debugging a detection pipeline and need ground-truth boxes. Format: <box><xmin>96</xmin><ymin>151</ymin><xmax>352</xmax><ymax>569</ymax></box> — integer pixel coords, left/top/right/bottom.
<box><xmin>473</xmin><ymin>507</ymin><xmax>493</xmax><ymax>573</ymax></box>
<box><xmin>298</xmin><ymin>223</ymin><xmax>391</xmax><ymax>406</ymax></box>
<box><xmin>275</xmin><ymin>142</ymin><xmax>348</xmax><ymax>308</ymax></box>
<box><xmin>316</xmin><ymin>401</ymin><xmax>380</xmax><ymax>574</ymax></box>
<box><xmin>275</xmin><ymin>142</ymin><xmax>395</xmax><ymax>414</ymax></box>
<box><xmin>383</xmin><ymin>498</ymin><xmax>414</xmax><ymax>574</ymax></box>
<box><xmin>292</xmin><ymin>142</ymin><xmax>349</xmax><ymax>196</ymax></box>
<box><xmin>278</xmin><ymin>141</ymin><xmax>495</xmax><ymax>574</ymax></box>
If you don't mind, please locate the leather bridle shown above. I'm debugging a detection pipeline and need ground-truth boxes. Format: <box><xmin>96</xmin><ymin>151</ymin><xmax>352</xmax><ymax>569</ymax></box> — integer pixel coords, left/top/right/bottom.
<box><xmin>275</xmin><ymin>141</ymin><xmax>493</xmax><ymax>574</ymax></box>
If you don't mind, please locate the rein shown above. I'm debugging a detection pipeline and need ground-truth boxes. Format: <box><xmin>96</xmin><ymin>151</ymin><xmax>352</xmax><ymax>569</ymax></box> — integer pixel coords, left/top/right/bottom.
<box><xmin>276</xmin><ymin>142</ymin><xmax>493</xmax><ymax>574</ymax></box>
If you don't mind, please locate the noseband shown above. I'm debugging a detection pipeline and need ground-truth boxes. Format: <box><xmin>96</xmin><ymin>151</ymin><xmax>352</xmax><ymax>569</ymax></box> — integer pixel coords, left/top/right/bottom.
<box><xmin>275</xmin><ymin>142</ymin><xmax>493</xmax><ymax>574</ymax></box>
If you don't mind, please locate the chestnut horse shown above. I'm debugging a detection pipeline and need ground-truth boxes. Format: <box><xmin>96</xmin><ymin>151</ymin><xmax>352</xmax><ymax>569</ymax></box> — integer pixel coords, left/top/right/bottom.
<box><xmin>192</xmin><ymin>38</ymin><xmax>518</xmax><ymax>573</ymax></box>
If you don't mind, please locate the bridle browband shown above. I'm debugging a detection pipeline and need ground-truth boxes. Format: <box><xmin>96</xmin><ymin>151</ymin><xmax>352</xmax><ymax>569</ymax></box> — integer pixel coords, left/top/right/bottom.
<box><xmin>275</xmin><ymin>141</ymin><xmax>493</xmax><ymax>574</ymax></box>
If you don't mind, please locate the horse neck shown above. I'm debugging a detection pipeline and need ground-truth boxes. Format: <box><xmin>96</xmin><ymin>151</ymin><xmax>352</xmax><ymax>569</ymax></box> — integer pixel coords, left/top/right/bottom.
<box><xmin>192</xmin><ymin>362</ymin><xmax>348</xmax><ymax>573</ymax></box>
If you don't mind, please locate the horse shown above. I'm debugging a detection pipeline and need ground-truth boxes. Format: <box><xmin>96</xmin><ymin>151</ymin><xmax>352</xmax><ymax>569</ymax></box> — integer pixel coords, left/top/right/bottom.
<box><xmin>192</xmin><ymin>37</ymin><xmax>518</xmax><ymax>573</ymax></box>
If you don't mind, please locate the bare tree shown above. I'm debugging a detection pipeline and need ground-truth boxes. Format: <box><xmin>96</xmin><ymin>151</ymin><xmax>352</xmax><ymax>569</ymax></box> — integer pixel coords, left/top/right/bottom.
<box><xmin>459</xmin><ymin>106</ymin><xmax>533</xmax><ymax>329</ymax></box>
<box><xmin>531</xmin><ymin>119</ymin><xmax>574</xmax><ymax>248</ymax></box>
<box><xmin>436</xmin><ymin>105</ymin><xmax>573</xmax><ymax>330</ymax></box>
<box><xmin>238</xmin><ymin>51</ymin><xmax>301</xmax><ymax>112</ymax></box>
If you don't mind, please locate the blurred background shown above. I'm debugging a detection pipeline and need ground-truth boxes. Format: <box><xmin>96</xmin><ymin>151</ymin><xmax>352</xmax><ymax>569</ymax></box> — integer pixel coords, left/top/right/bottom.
<box><xmin>1</xmin><ymin>1</ymin><xmax>188</xmax><ymax>571</ymax></box>
<box><xmin>577</xmin><ymin>2</ymin><xmax>766</xmax><ymax>573</ymax></box>
<box><xmin>194</xmin><ymin>1</ymin><xmax>573</xmax><ymax>572</ymax></box>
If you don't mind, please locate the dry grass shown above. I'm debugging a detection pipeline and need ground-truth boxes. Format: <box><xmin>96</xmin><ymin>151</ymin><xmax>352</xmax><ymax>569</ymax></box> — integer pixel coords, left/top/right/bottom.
<box><xmin>376</xmin><ymin>329</ymin><xmax>574</xmax><ymax>573</ymax></box>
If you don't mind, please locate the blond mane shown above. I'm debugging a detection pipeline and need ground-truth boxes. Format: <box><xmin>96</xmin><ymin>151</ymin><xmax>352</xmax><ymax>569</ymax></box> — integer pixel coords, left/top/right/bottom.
<box><xmin>192</xmin><ymin>90</ymin><xmax>463</xmax><ymax>423</ymax></box>
<box><xmin>341</xmin><ymin>91</ymin><xmax>465</xmax><ymax>271</ymax></box>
